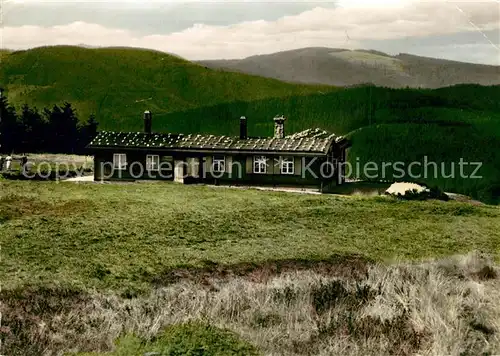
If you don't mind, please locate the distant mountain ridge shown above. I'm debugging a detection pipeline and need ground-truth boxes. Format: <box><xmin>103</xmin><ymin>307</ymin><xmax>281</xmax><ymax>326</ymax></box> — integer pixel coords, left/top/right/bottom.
<box><xmin>198</xmin><ymin>47</ymin><xmax>500</xmax><ymax>88</ymax></box>
<box><xmin>0</xmin><ymin>46</ymin><xmax>334</xmax><ymax>130</ymax></box>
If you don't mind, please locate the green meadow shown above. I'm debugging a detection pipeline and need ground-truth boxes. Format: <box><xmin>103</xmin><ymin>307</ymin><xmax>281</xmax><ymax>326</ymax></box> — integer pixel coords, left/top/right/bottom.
<box><xmin>2</xmin><ymin>180</ymin><xmax>500</xmax><ymax>355</ymax></box>
<box><xmin>2</xmin><ymin>180</ymin><xmax>499</xmax><ymax>292</ymax></box>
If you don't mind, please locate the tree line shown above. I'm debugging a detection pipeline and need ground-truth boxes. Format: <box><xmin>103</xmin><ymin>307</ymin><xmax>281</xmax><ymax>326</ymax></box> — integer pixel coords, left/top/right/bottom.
<box><xmin>0</xmin><ymin>95</ymin><xmax>98</xmax><ymax>154</ymax></box>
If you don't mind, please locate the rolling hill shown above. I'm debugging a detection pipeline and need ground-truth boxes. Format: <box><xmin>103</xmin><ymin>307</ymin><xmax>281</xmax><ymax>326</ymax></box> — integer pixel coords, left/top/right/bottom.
<box><xmin>0</xmin><ymin>46</ymin><xmax>335</xmax><ymax>129</ymax></box>
<box><xmin>198</xmin><ymin>47</ymin><xmax>500</xmax><ymax>88</ymax></box>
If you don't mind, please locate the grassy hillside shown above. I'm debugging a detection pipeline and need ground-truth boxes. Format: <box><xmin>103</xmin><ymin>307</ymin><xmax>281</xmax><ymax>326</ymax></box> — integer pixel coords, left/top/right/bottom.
<box><xmin>1</xmin><ymin>181</ymin><xmax>499</xmax><ymax>292</ymax></box>
<box><xmin>199</xmin><ymin>47</ymin><xmax>500</xmax><ymax>88</ymax></box>
<box><xmin>0</xmin><ymin>49</ymin><xmax>11</xmax><ymax>61</ymax></box>
<box><xmin>1</xmin><ymin>181</ymin><xmax>499</xmax><ymax>355</ymax></box>
<box><xmin>0</xmin><ymin>46</ymin><xmax>335</xmax><ymax>129</ymax></box>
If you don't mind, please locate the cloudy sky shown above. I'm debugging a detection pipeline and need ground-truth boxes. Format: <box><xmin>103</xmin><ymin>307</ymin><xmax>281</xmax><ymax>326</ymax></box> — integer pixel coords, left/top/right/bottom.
<box><xmin>1</xmin><ymin>0</ymin><xmax>499</xmax><ymax>64</ymax></box>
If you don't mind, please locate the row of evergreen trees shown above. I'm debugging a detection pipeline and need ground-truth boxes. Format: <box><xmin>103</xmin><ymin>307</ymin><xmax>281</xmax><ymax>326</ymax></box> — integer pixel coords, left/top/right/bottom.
<box><xmin>0</xmin><ymin>96</ymin><xmax>98</xmax><ymax>154</ymax></box>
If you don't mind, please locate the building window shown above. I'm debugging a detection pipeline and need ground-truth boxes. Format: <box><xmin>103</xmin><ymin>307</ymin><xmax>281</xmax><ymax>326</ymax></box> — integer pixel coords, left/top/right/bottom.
<box><xmin>253</xmin><ymin>156</ymin><xmax>267</xmax><ymax>174</ymax></box>
<box><xmin>113</xmin><ymin>153</ymin><xmax>127</xmax><ymax>170</ymax></box>
<box><xmin>146</xmin><ymin>154</ymin><xmax>160</xmax><ymax>171</ymax></box>
<box><xmin>280</xmin><ymin>157</ymin><xmax>294</xmax><ymax>175</ymax></box>
<box><xmin>212</xmin><ymin>155</ymin><xmax>226</xmax><ymax>173</ymax></box>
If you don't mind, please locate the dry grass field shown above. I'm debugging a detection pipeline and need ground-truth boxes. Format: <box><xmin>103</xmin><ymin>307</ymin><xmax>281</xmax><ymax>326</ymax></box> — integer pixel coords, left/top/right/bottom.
<box><xmin>3</xmin><ymin>253</ymin><xmax>499</xmax><ymax>355</ymax></box>
<box><xmin>1</xmin><ymin>180</ymin><xmax>499</xmax><ymax>355</ymax></box>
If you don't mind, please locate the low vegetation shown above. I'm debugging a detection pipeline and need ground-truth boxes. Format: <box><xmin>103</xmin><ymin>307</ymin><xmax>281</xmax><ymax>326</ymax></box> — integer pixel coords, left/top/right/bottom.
<box><xmin>1</xmin><ymin>181</ymin><xmax>499</xmax><ymax>355</ymax></box>
<box><xmin>1</xmin><ymin>181</ymin><xmax>499</xmax><ymax>292</ymax></box>
<box><xmin>75</xmin><ymin>323</ymin><xmax>260</xmax><ymax>356</ymax></box>
<box><xmin>2</xmin><ymin>251</ymin><xmax>498</xmax><ymax>355</ymax></box>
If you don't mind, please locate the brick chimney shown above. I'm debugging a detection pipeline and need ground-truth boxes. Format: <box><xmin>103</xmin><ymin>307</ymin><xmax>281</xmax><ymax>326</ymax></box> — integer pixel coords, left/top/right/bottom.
<box><xmin>144</xmin><ymin>110</ymin><xmax>152</xmax><ymax>134</ymax></box>
<box><xmin>273</xmin><ymin>115</ymin><xmax>286</xmax><ymax>139</ymax></box>
<box><xmin>240</xmin><ymin>116</ymin><xmax>247</xmax><ymax>139</ymax></box>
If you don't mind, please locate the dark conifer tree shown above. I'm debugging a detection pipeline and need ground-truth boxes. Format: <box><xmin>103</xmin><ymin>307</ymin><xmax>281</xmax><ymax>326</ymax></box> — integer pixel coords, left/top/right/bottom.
<box><xmin>0</xmin><ymin>94</ymin><xmax>20</xmax><ymax>153</ymax></box>
<box><xmin>19</xmin><ymin>104</ymin><xmax>47</xmax><ymax>153</ymax></box>
<box><xmin>45</xmin><ymin>102</ymin><xmax>80</xmax><ymax>153</ymax></box>
<box><xmin>86</xmin><ymin>114</ymin><xmax>99</xmax><ymax>140</ymax></box>
<box><xmin>75</xmin><ymin>114</ymin><xmax>99</xmax><ymax>153</ymax></box>
<box><xmin>61</xmin><ymin>102</ymin><xmax>80</xmax><ymax>153</ymax></box>
<box><xmin>43</xmin><ymin>105</ymin><xmax>60</xmax><ymax>152</ymax></box>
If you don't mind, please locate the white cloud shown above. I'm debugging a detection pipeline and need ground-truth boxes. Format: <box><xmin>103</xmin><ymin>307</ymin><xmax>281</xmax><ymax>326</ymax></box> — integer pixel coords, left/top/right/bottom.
<box><xmin>1</xmin><ymin>0</ymin><xmax>499</xmax><ymax>61</ymax></box>
<box><xmin>337</xmin><ymin>0</ymin><xmax>412</xmax><ymax>8</ymax></box>
<box><xmin>5</xmin><ymin>0</ymin><xmax>337</xmax><ymax>3</ymax></box>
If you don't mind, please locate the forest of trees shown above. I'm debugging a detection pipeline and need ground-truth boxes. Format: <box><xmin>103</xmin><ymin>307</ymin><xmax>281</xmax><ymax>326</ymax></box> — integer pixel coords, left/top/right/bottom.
<box><xmin>0</xmin><ymin>95</ymin><xmax>98</xmax><ymax>154</ymax></box>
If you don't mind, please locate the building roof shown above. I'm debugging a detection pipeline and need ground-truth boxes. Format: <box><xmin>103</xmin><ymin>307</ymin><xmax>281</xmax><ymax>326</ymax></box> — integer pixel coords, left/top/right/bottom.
<box><xmin>88</xmin><ymin>130</ymin><xmax>347</xmax><ymax>155</ymax></box>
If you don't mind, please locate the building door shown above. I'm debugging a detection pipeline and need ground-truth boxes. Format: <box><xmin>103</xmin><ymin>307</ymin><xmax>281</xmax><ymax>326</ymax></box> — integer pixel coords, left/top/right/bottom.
<box><xmin>186</xmin><ymin>157</ymin><xmax>200</xmax><ymax>179</ymax></box>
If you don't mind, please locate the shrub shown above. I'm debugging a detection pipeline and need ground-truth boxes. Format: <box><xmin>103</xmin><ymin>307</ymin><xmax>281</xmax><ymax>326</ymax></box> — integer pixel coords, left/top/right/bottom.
<box><xmin>90</xmin><ymin>264</ymin><xmax>112</xmax><ymax>280</ymax></box>
<box><xmin>315</xmin><ymin>312</ymin><xmax>428</xmax><ymax>356</ymax></box>
<box><xmin>0</xmin><ymin>286</ymin><xmax>90</xmax><ymax>356</ymax></box>
<box><xmin>428</xmin><ymin>186</ymin><xmax>450</xmax><ymax>201</ymax></box>
<box><xmin>72</xmin><ymin>323</ymin><xmax>261</xmax><ymax>356</ymax></box>
<box><xmin>252</xmin><ymin>312</ymin><xmax>281</xmax><ymax>328</ymax></box>
<box><xmin>154</xmin><ymin>323</ymin><xmax>260</xmax><ymax>356</ymax></box>
<box><xmin>311</xmin><ymin>280</ymin><xmax>379</xmax><ymax>314</ymax></box>
<box><xmin>272</xmin><ymin>285</ymin><xmax>298</xmax><ymax>306</ymax></box>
